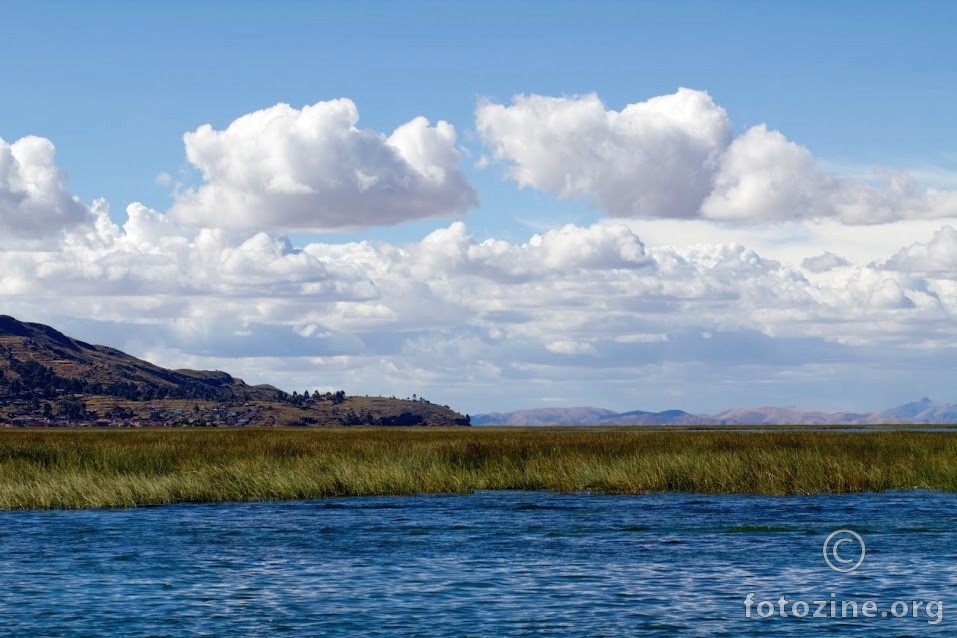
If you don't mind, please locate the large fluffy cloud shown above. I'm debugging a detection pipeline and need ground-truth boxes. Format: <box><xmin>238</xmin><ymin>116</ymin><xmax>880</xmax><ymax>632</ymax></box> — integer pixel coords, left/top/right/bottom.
<box><xmin>477</xmin><ymin>89</ymin><xmax>957</xmax><ymax>224</ymax></box>
<box><xmin>168</xmin><ymin>99</ymin><xmax>477</xmax><ymax>230</ymax></box>
<box><xmin>476</xmin><ymin>88</ymin><xmax>731</xmax><ymax>217</ymax></box>
<box><xmin>0</xmin><ymin>135</ymin><xmax>90</xmax><ymax>238</ymax></box>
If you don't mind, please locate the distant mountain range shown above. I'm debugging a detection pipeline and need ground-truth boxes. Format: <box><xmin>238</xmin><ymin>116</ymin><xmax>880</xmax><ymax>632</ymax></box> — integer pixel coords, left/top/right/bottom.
<box><xmin>473</xmin><ymin>398</ymin><xmax>957</xmax><ymax>425</ymax></box>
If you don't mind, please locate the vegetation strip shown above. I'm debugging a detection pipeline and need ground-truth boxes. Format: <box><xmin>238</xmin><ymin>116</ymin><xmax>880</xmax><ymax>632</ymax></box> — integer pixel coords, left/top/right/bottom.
<box><xmin>1</xmin><ymin>427</ymin><xmax>955</xmax><ymax>509</ymax></box>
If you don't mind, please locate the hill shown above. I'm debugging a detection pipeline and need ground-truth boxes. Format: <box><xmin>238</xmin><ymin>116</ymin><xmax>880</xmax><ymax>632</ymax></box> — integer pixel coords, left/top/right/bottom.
<box><xmin>709</xmin><ymin>407</ymin><xmax>871</xmax><ymax>426</ymax></box>
<box><xmin>872</xmin><ymin>397</ymin><xmax>957</xmax><ymax>423</ymax></box>
<box><xmin>0</xmin><ymin>315</ymin><xmax>469</xmax><ymax>427</ymax></box>
<box><xmin>472</xmin><ymin>407</ymin><xmax>710</xmax><ymax>426</ymax></box>
<box><xmin>471</xmin><ymin>407</ymin><xmax>618</xmax><ymax>426</ymax></box>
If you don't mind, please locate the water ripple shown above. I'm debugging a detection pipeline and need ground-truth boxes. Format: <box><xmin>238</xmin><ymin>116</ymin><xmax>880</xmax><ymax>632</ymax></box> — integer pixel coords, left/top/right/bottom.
<box><xmin>0</xmin><ymin>491</ymin><xmax>954</xmax><ymax>635</ymax></box>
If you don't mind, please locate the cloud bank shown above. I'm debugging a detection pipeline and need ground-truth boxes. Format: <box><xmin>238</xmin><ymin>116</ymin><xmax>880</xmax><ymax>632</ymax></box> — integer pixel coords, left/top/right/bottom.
<box><xmin>4</xmin><ymin>202</ymin><xmax>957</xmax><ymax>411</ymax></box>
<box><xmin>477</xmin><ymin>89</ymin><xmax>957</xmax><ymax>224</ymax></box>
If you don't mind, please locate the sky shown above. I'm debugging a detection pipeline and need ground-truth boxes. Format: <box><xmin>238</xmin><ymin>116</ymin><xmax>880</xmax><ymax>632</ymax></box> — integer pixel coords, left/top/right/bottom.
<box><xmin>2</xmin><ymin>0</ymin><xmax>957</xmax><ymax>415</ymax></box>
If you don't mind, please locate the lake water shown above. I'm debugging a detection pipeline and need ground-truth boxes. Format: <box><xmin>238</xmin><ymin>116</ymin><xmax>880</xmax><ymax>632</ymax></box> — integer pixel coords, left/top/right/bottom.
<box><xmin>0</xmin><ymin>490</ymin><xmax>954</xmax><ymax>636</ymax></box>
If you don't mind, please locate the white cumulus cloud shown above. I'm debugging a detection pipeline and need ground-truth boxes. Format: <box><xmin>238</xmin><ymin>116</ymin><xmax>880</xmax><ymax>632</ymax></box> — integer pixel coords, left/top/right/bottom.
<box><xmin>168</xmin><ymin>99</ymin><xmax>477</xmax><ymax>231</ymax></box>
<box><xmin>701</xmin><ymin>124</ymin><xmax>820</xmax><ymax>221</ymax></box>
<box><xmin>0</xmin><ymin>135</ymin><xmax>90</xmax><ymax>238</ymax></box>
<box><xmin>477</xmin><ymin>89</ymin><xmax>957</xmax><ymax>225</ymax></box>
<box><xmin>880</xmin><ymin>225</ymin><xmax>957</xmax><ymax>277</ymax></box>
<box><xmin>802</xmin><ymin>251</ymin><xmax>851</xmax><ymax>273</ymax></box>
<box><xmin>476</xmin><ymin>88</ymin><xmax>731</xmax><ymax>217</ymax></box>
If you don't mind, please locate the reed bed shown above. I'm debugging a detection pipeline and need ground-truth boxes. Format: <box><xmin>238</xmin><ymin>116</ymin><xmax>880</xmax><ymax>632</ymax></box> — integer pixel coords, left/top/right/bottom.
<box><xmin>1</xmin><ymin>427</ymin><xmax>956</xmax><ymax>509</ymax></box>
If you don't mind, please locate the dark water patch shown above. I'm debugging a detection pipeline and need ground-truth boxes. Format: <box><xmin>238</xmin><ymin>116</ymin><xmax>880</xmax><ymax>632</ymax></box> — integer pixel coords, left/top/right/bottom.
<box><xmin>725</xmin><ymin>524</ymin><xmax>801</xmax><ymax>533</ymax></box>
<box><xmin>618</xmin><ymin>525</ymin><xmax>650</xmax><ymax>532</ymax></box>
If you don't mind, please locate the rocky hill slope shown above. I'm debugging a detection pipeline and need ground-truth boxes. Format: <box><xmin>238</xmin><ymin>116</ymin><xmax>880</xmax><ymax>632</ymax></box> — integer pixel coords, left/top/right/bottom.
<box><xmin>0</xmin><ymin>315</ymin><xmax>469</xmax><ymax>427</ymax></box>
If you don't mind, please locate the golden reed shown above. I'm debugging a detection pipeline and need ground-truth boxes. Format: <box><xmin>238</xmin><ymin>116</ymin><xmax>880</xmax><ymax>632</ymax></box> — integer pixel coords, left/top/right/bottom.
<box><xmin>0</xmin><ymin>427</ymin><xmax>955</xmax><ymax>509</ymax></box>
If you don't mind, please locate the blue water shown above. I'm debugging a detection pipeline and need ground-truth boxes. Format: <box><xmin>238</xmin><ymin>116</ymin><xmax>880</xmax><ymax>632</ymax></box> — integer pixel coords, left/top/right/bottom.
<box><xmin>1</xmin><ymin>491</ymin><xmax>955</xmax><ymax>636</ymax></box>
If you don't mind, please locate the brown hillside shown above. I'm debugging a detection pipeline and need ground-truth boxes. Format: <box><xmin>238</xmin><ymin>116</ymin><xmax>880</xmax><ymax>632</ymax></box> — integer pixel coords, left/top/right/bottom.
<box><xmin>0</xmin><ymin>315</ymin><xmax>469</xmax><ymax>427</ymax></box>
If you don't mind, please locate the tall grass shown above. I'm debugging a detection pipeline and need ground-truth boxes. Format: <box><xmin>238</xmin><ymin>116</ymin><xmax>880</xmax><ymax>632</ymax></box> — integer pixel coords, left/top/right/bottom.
<box><xmin>1</xmin><ymin>427</ymin><xmax>956</xmax><ymax>509</ymax></box>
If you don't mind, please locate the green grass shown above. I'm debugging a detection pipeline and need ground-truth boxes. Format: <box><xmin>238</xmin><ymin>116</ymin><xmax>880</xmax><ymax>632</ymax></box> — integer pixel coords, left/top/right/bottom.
<box><xmin>1</xmin><ymin>427</ymin><xmax>956</xmax><ymax>509</ymax></box>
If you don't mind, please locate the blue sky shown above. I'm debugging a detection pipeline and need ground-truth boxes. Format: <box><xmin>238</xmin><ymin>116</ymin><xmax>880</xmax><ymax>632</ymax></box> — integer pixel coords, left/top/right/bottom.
<box><xmin>2</xmin><ymin>1</ymin><xmax>957</xmax><ymax>414</ymax></box>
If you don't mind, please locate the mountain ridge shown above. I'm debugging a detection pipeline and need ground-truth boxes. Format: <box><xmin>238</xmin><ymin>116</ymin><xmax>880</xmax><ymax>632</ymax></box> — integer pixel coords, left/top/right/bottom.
<box><xmin>474</xmin><ymin>399</ymin><xmax>957</xmax><ymax>426</ymax></box>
